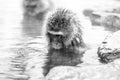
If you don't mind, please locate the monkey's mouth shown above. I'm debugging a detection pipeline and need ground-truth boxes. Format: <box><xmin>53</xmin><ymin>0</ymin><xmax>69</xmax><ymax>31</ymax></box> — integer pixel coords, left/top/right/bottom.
<box><xmin>51</xmin><ymin>42</ymin><xmax>63</xmax><ymax>49</ymax></box>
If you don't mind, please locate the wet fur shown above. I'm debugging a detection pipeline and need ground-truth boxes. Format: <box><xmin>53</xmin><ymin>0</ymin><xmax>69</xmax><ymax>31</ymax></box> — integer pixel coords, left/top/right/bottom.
<box><xmin>43</xmin><ymin>8</ymin><xmax>86</xmax><ymax>76</ymax></box>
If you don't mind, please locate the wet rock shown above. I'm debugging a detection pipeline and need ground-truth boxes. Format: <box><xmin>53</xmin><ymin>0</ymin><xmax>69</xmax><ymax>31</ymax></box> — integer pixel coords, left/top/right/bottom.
<box><xmin>46</xmin><ymin>63</ymin><xmax>120</xmax><ymax>80</ymax></box>
<box><xmin>83</xmin><ymin>7</ymin><xmax>120</xmax><ymax>32</ymax></box>
<box><xmin>83</xmin><ymin>9</ymin><xmax>94</xmax><ymax>17</ymax></box>
<box><xmin>98</xmin><ymin>31</ymin><xmax>120</xmax><ymax>63</ymax></box>
<box><xmin>105</xmin><ymin>7</ymin><xmax>120</xmax><ymax>14</ymax></box>
<box><xmin>102</xmin><ymin>15</ymin><xmax>120</xmax><ymax>32</ymax></box>
<box><xmin>83</xmin><ymin>9</ymin><xmax>101</xmax><ymax>26</ymax></box>
<box><xmin>45</xmin><ymin>66</ymin><xmax>78</xmax><ymax>80</ymax></box>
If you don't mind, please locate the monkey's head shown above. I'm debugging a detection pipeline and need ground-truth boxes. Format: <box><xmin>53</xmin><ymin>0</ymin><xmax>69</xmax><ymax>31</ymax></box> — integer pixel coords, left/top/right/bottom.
<box><xmin>46</xmin><ymin>8</ymin><xmax>83</xmax><ymax>49</ymax></box>
<box><xmin>23</xmin><ymin>0</ymin><xmax>51</xmax><ymax>16</ymax></box>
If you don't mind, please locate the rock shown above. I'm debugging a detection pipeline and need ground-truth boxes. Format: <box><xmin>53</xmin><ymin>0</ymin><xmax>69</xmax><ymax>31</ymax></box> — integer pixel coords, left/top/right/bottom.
<box><xmin>83</xmin><ymin>9</ymin><xmax>94</xmax><ymax>17</ymax></box>
<box><xmin>102</xmin><ymin>15</ymin><xmax>120</xmax><ymax>32</ymax></box>
<box><xmin>98</xmin><ymin>31</ymin><xmax>120</xmax><ymax>63</ymax></box>
<box><xmin>45</xmin><ymin>63</ymin><xmax>120</xmax><ymax>80</ymax></box>
<box><xmin>45</xmin><ymin>66</ymin><xmax>78</xmax><ymax>80</ymax></box>
<box><xmin>105</xmin><ymin>7</ymin><xmax>120</xmax><ymax>14</ymax></box>
<box><xmin>83</xmin><ymin>7</ymin><xmax>120</xmax><ymax>32</ymax></box>
<box><xmin>83</xmin><ymin>9</ymin><xmax>101</xmax><ymax>26</ymax></box>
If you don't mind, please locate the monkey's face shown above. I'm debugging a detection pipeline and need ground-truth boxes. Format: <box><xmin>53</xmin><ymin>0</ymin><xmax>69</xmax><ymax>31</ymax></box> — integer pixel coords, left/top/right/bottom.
<box><xmin>46</xmin><ymin>9</ymin><xmax>83</xmax><ymax>49</ymax></box>
<box><xmin>47</xmin><ymin>30</ymin><xmax>65</xmax><ymax>49</ymax></box>
<box><xmin>23</xmin><ymin>0</ymin><xmax>46</xmax><ymax>16</ymax></box>
<box><xmin>46</xmin><ymin>17</ymin><xmax>74</xmax><ymax>49</ymax></box>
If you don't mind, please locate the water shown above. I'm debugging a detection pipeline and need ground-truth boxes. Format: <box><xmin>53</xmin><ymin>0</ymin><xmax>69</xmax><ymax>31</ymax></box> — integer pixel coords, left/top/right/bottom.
<box><xmin>0</xmin><ymin>15</ymin><xmax>47</xmax><ymax>80</ymax></box>
<box><xmin>0</xmin><ymin>0</ymin><xmax>48</xmax><ymax>80</ymax></box>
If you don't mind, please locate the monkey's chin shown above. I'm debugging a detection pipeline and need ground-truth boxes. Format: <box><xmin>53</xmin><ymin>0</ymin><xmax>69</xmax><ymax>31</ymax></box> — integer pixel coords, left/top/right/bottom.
<box><xmin>52</xmin><ymin>43</ymin><xmax>62</xmax><ymax>49</ymax></box>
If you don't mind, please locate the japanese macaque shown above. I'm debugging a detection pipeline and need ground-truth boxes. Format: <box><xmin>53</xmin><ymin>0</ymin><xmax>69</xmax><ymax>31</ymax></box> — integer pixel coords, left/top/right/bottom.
<box><xmin>22</xmin><ymin>0</ymin><xmax>53</xmax><ymax>37</ymax></box>
<box><xmin>43</xmin><ymin>8</ymin><xmax>86</xmax><ymax>76</ymax></box>
<box><xmin>23</xmin><ymin>0</ymin><xmax>53</xmax><ymax>17</ymax></box>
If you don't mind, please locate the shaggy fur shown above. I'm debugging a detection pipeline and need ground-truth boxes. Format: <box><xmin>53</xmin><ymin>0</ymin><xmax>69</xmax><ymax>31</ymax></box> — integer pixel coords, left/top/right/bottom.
<box><xmin>43</xmin><ymin>8</ymin><xmax>86</xmax><ymax>76</ymax></box>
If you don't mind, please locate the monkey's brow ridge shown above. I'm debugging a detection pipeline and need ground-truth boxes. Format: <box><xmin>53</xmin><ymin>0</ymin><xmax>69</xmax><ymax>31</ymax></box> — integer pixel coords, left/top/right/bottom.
<box><xmin>48</xmin><ymin>31</ymin><xmax>64</xmax><ymax>35</ymax></box>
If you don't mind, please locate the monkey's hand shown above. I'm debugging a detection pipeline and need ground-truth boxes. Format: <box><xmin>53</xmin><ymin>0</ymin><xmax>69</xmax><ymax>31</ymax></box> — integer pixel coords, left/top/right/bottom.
<box><xmin>70</xmin><ymin>34</ymin><xmax>82</xmax><ymax>47</ymax></box>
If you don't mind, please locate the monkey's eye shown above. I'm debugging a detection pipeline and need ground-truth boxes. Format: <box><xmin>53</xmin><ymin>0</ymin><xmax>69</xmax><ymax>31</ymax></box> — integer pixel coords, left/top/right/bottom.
<box><xmin>47</xmin><ymin>32</ymin><xmax>63</xmax><ymax>39</ymax></box>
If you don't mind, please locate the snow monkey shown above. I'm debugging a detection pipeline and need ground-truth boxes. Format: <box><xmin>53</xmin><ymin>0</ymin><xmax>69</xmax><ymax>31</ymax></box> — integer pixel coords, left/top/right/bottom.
<box><xmin>43</xmin><ymin>8</ymin><xmax>86</xmax><ymax>76</ymax></box>
<box><xmin>23</xmin><ymin>0</ymin><xmax>53</xmax><ymax>17</ymax></box>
